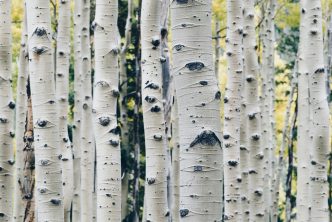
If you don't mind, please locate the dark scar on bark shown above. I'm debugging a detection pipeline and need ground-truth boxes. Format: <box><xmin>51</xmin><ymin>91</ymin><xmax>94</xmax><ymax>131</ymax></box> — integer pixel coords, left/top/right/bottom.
<box><xmin>190</xmin><ymin>130</ymin><xmax>221</xmax><ymax>147</ymax></box>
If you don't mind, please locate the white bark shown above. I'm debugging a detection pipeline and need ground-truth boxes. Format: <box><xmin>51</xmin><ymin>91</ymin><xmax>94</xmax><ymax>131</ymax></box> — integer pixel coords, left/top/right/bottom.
<box><xmin>55</xmin><ymin>0</ymin><xmax>73</xmax><ymax>220</ymax></box>
<box><xmin>302</xmin><ymin>0</ymin><xmax>330</xmax><ymax>221</ymax></box>
<box><xmin>170</xmin><ymin>1</ymin><xmax>223</xmax><ymax>221</ymax></box>
<box><xmin>141</xmin><ymin>0</ymin><xmax>168</xmax><ymax>220</ymax></box>
<box><xmin>13</xmin><ymin>4</ymin><xmax>28</xmax><ymax>220</ymax></box>
<box><xmin>72</xmin><ymin>0</ymin><xmax>83</xmax><ymax>220</ymax></box>
<box><xmin>224</xmin><ymin>0</ymin><xmax>243</xmax><ymax>220</ymax></box>
<box><xmin>26</xmin><ymin>0</ymin><xmax>64</xmax><ymax>220</ymax></box>
<box><xmin>80</xmin><ymin>0</ymin><xmax>94</xmax><ymax>220</ymax></box>
<box><xmin>0</xmin><ymin>0</ymin><xmax>14</xmax><ymax>220</ymax></box>
<box><xmin>93</xmin><ymin>0</ymin><xmax>121</xmax><ymax>220</ymax></box>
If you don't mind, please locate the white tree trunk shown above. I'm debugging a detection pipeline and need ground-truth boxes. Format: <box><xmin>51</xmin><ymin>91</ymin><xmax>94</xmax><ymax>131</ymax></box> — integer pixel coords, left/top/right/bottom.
<box><xmin>170</xmin><ymin>1</ymin><xmax>223</xmax><ymax>221</ymax></box>
<box><xmin>72</xmin><ymin>0</ymin><xmax>83</xmax><ymax>220</ymax></box>
<box><xmin>55</xmin><ymin>0</ymin><xmax>73</xmax><ymax>220</ymax></box>
<box><xmin>302</xmin><ymin>0</ymin><xmax>330</xmax><ymax>221</ymax></box>
<box><xmin>141</xmin><ymin>0</ymin><xmax>168</xmax><ymax>220</ymax></box>
<box><xmin>93</xmin><ymin>0</ymin><xmax>121</xmax><ymax>220</ymax></box>
<box><xmin>80</xmin><ymin>0</ymin><xmax>94</xmax><ymax>220</ymax></box>
<box><xmin>13</xmin><ymin>3</ymin><xmax>28</xmax><ymax>220</ymax></box>
<box><xmin>224</xmin><ymin>0</ymin><xmax>243</xmax><ymax>220</ymax></box>
<box><xmin>26</xmin><ymin>0</ymin><xmax>64</xmax><ymax>220</ymax></box>
<box><xmin>0</xmin><ymin>0</ymin><xmax>14</xmax><ymax>220</ymax></box>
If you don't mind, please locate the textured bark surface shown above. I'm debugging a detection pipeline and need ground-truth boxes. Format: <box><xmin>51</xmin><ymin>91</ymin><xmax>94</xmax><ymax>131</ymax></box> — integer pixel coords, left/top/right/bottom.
<box><xmin>224</xmin><ymin>0</ymin><xmax>243</xmax><ymax>220</ymax></box>
<box><xmin>13</xmin><ymin>5</ymin><xmax>28</xmax><ymax>220</ymax></box>
<box><xmin>55</xmin><ymin>0</ymin><xmax>73</xmax><ymax>220</ymax></box>
<box><xmin>80</xmin><ymin>0</ymin><xmax>94</xmax><ymax>221</ymax></box>
<box><xmin>243</xmin><ymin>1</ymin><xmax>265</xmax><ymax>221</ymax></box>
<box><xmin>141</xmin><ymin>0</ymin><xmax>168</xmax><ymax>220</ymax></box>
<box><xmin>171</xmin><ymin>1</ymin><xmax>223</xmax><ymax>221</ymax></box>
<box><xmin>0</xmin><ymin>0</ymin><xmax>14</xmax><ymax>220</ymax></box>
<box><xmin>26</xmin><ymin>0</ymin><xmax>64</xmax><ymax>220</ymax></box>
<box><xmin>93</xmin><ymin>0</ymin><xmax>121</xmax><ymax>220</ymax></box>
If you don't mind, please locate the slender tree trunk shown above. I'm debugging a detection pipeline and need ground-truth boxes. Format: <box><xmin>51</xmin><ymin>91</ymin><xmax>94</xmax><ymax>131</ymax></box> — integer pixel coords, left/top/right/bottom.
<box><xmin>80</xmin><ymin>0</ymin><xmax>94</xmax><ymax>221</ymax></box>
<box><xmin>13</xmin><ymin>3</ymin><xmax>29</xmax><ymax>220</ymax></box>
<box><xmin>224</xmin><ymin>0</ymin><xmax>243</xmax><ymax>220</ymax></box>
<box><xmin>72</xmin><ymin>0</ymin><xmax>83</xmax><ymax>220</ymax></box>
<box><xmin>93</xmin><ymin>0</ymin><xmax>121</xmax><ymax>220</ymax></box>
<box><xmin>0</xmin><ymin>0</ymin><xmax>14</xmax><ymax>220</ymax></box>
<box><xmin>26</xmin><ymin>0</ymin><xmax>64</xmax><ymax>220</ymax></box>
<box><xmin>141</xmin><ymin>0</ymin><xmax>168</xmax><ymax>220</ymax></box>
<box><xmin>170</xmin><ymin>1</ymin><xmax>223</xmax><ymax>221</ymax></box>
<box><xmin>215</xmin><ymin>19</ymin><xmax>220</xmax><ymax>79</ymax></box>
<box><xmin>301</xmin><ymin>0</ymin><xmax>330</xmax><ymax>221</ymax></box>
<box><xmin>55</xmin><ymin>0</ymin><xmax>73</xmax><ymax>220</ymax></box>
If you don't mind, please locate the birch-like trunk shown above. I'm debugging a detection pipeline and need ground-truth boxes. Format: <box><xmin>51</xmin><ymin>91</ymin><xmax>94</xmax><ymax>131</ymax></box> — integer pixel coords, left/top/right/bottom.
<box><xmin>55</xmin><ymin>0</ymin><xmax>73</xmax><ymax>220</ymax></box>
<box><xmin>171</xmin><ymin>1</ymin><xmax>223</xmax><ymax>221</ymax></box>
<box><xmin>302</xmin><ymin>0</ymin><xmax>330</xmax><ymax>220</ymax></box>
<box><xmin>26</xmin><ymin>0</ymin><xmax>64</xmax><ymax>220</ymax></box>
<box><xmin>141</xmin><ymin>0</ymin><xmax>168</xmax><ymax>220</ymax></box>
<box><xmin>0</xmin><ymin>0</ymin><xmax>14</xmax><ymax>220</ymax></box>
<box><xmin>224</xmin><ymin>0</ymin><xmax>243</xmax><ymax>220</ymax></box>
<box><xmin>93</xmin><ymin>0</ymin><xmax>121</xmax><ymax>220</ymax></box>
<box><xmin>80</xmin><ymin>0</ymin><xmax>94</xmax><ymax>220</ymax></box>
<box><xmin>13</xmin><ymin>4</ymin><xmax>29</xmax><ymax>220</ymax></box>
<box><xmin>296</xmin><ymin>1</ymin><xmax>311</xmax><ymax>221</ymax></box>
<box><xmin>72</xmin><ymin>0</ymin><xmax>83</xmax><ymax>220</ymax></box>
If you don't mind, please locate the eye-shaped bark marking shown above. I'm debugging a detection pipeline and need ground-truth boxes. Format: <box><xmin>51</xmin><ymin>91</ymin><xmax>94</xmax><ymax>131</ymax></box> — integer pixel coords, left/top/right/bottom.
<box><xmin>180</xmin><ymin>209</ymin><xmax>189</xmax><ymax>217</ymax></box>
<box><xmin>176</xmin><ymin>0</ymin><xmax>189</xmax><ymax>4</ymax></box>
<box><xmin>38</xmin><ymin>187</ymin><xmax>47</xmax><ymax>194</ymax></box>
<box><xmin>193</xmin><ymin>165</ymin><xmax>203</xmax><ymax>172</ymax></box>
<box><xmin>185</xmin><ymin>62</ymin><xmax>205</xmax><ymax>71</ymax></box>
<box><xmin>34</xmin><ymin>27</ymin><xmax>48</xmax><ymax>37</ymax></box>
<box><xmin>173</xmin><ymin>44</ymin><xmax>185</xmax><ymax>51</ymax></box>
<box><xmin>32</xmin><ymin>46</ymin><xmax>50</xmax><ymax>55</ymax></box>
<box><xmin>199</xmin><ymin>80</ymin><xmax>208</xmax><ymax>86</ymax></box>
<box><xmin>98</xmin><ymin>117</ymin><xmax>111</xmax><ymax>126</ymax></box>
<box><xmin>153</xmin><ymin>134</ymin><xmax>163</xmax><ymax>141</ymax></box>
<box><xmin>36</xmin><ymin>119</ymin><xmax>48</xmax><ymax>127</ymax></box>
<box><xmin>145</xmin><ymin>83</ymin><xmax>159</xmax><ymax>89</ymax></box>
<box><xmin>8</xmin><ymin>101</ymin><xmax>15</xmax><ymax>109</ymax></box>
<box><xmin>50</xmin><ymin>199</ymin><xmax>61</xmax><ymax>205</ymax></box>
<box><xmin>228</xmin><ymin>160</ymin><xmax>238</xmax><ymax>167</ymax></box>
<box><xmin>190</xmin><ymin>130</ymin><xmax>221</xmax><ymax>147</ymax></box>
<box><xmin>40</xmin><ymin>159</ymin><xmax>50</xmax><ymax>166</ymax></box>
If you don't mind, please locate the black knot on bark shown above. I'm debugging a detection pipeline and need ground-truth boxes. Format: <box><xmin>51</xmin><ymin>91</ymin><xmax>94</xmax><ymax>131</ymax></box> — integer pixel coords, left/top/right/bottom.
<box><xmin>246</xmin><ymin>76</ymin><xmax>254</xmax><ymax>82</ymax></box>
<box><xmin>199</xmin><ymin>81</ymin><xmax>208</xmax><ymax>85</ymax></box>
<box><xmin>58</xmin><ymin>51</ymin><xmax>64</xmax><ymax>56</ymax></box>
<box><xmin>224</xmin><ymin>97</ymin><xmax>229</xmax><ymax>103</ymax></box>
<box><xmin>151</xmin><ymin>36</ymin><xmax>160</xmax><ymax>48</ymax></box>
<box><xmin>176</xmin><ymin>0</ymin><xmax>189</xmax><ymax>4</ymax></box>
<box><xmin>8</xmin><ymin>101</ymin><xmax>15</xmax><ymax>109</ymax></box>
<box><xmin>251</xmin><ymin>134</ymin><xmax>260</xmax><ymax>141</ymax></box>
<box><xmin>248</xmin><ymin>113</ymin><xmax>256</xmax><ymax>120</ymax></box>
<box><xmin>112</xmin><ymin>89</ymin><xmax>120</xmax><ymax>97</ymax></box>
<box><xmin>111</xmin><ymin>47</ymin><xmax>120</xmax><ymax>55</ymax></box>
<box><xmin>34</xmin><ymin>27</ymin><xmax>47</xmax><ymax>37</ymax></box>
<box><xmin>180</xmin><ymin>209</ymin><xmax>189</xmax><ymax>217</ymax></box>
<box><xmin>226</xmin><ymin>52</ymin><xmax>232</xmax><ymax>56</ymax></box>
<box><xmin>32</xmin><ymin>46</ymin><xmax>49</xmax><ymax>55</ymax></box>
<box><xmin>24</xmin><ymin>193</ymin><xmax>33</xmax><ymax>200</ymax></box>
<box><xmin>82</xmin><ymin>103</ymin><xmax>88</xmax><ymax>110</ymax></box>
<box><xmin>9</xmin><ymin>132</ymin><xmax>15</xmax><ymax>138</ymax></box>
<box><xmin>310</xmin><ymin>30</ymin><xmax>317</xmax><ymax>35</ymax></box>
<box><xmin>311</xmin><ymin>160</ymin><xmax>317</xmax><ymax>165</ymax></box>
<box><xmin>39</xmin><ymin>188</ymin><xmax>47</xmax><ymax>194</ymax></box>
<box><xmin>254</xmin><ymin>189</ymin><xmax>263</xmax><ymax>196</ymax></box>
<box><xmin>185</xmin><ymin>62</ymin><xmax>205</xmax><ymax>71</ymax></box>
<box><xmin>215</xmin><ymin>91</ymin><xmax>221</xmax><ymax>100</ymax></box>
<box><xmin>153</xmin><ymin>134</ymin><xmax>163</xmax><ymax>141</ymax></box>
<box><xmin>302</xmin><ymin>8</ymin><xmax>306</xmax><ymax>14</ymax></box>
<box><xmin>174</xmin><ymin>44</ymin><xmax>185</xmax><ymax>51</ymax></box>
<box><xmin>50</xmin><ymin>199</ymin><xmax>61</xmax><ymax>205</ymax></box>
<box><xmin>224</xmin><ymin>143</ymin><xmax>231</xmax><ymax>148</ymax></box>
<box><xmin>147</xmin><ymin>177</ymin><xmax>156</xmax><ymax>185</ymax></box>
<box><xmin>161</xmin><ymin>27</ymin><xmax>168</xmax><ymax>38</ymax></box>
<box><xmin>99</xmin><ymin>117</ymin><xmax>111</xmax><ymax>126</ymax></box>
<box><xmin>106</xmin><ymin>193</ymin><xmax>112</xmax><ymax>197</ymax></box>
<box><xmin>223</xmin><ymin>134</ymin><xmax>230</xmax><ymax>140</ymax></box>
<box><xmin>40</xmin><ymin>160</ymin><xmax>50</xmax><ymax>166</ymax></box>
<box><xmin>7</xmin><ymin>160</ymin><xmax>15</xmax><ymax>165</ymax></box>
<box><xmin>145</xmin><ymin>96</ymin><xmax>156</xmax><ymax>103</ymax></box>
<box><xmin>194</xmin><ymin>165</ymin><xmax>203</xmax><ymax>172</ymax></box>
<box><xmin>151</xmin><ymin>106</ymin><xmax>161</xmax><ymax>113</ymax></box>
<box><xmin>228</xmin><ymin>160</ymin><xmax>238</xmax><ymax>167</ymax></box>
<box><xmin>190</xmin><ymin>130</ymin><xmax>221</xmax><ymax>147</ymax></box>
<box><xmin>237</xmin><ymin>177</ymin><xmax>242</xmax><ymax>183</ymax></box>
<box><xmin>249</xmin><ymin>170</ymin><xmax>257</xmax><ymax>174</ymax></box>
<box><xmin>314</xmin><ymin>68</ymin><xmax>324</xmax><ymax>74</ymax></box>
<box><xmin>109</xmin><ymin>126</ymin><xmax>121</xmax><ymax>135</ymax></box>
<box><xmin>109</xmin><ymin>140</ymin><xmax>119</xmax><ymax>147</ymax></box>
<box><xmin>160</xmin><ymin>56</ymin><xmax>167</xmax><ymax>63</ymax></box>
<box><xmin>164</xmin><ymin>211</ymin><xmax>170</xmax><ymax>217</ymax></box>
<box><xmin>37</xmin><ymin>119</ymin><xmax>48</xmax><ymax>127</ymax></box>
<box><xmin>0</xmin><ymin>167</ymin><xmax>2</xmax><ymax>171</ymax></box>
<box><xmin>0</xmin><ymin>213</ymin><xmax>4</xmax><ymax>217</ymax></box>
<box><xmin>145</xmin><ymin>83</ymin><xmax>159</xmax><ymax>89</ymax></box>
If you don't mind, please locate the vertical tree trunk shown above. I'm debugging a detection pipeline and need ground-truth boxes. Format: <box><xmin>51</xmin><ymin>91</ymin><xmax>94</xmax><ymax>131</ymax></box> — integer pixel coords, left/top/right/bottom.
<box><xmin>141</xmin><ymin>0</ymin><xmax>168</xmax><ymax>220</ymax></box>
<box><xmin>26</xmin><ymin>0</ymin><xmax>64</xmax><ymax>220</ymax></box>
<box><xmin>55</xmin><ymin>0</ymin><xmax>73</xmax><ymax>220</ymax></box>
<box><xmin>72</xmin><ymin>0</ymin><xmax>83</xmax><ymax>220</ymax></box>
<box><xmin>302</xmin><ymin>0</ymin><xmax>330</xmax><ymax>221</ymax></box>
<box><xmin>224</xmin><ymin>0</ymin><xmax>243</xmax><ymax>220</ymax></box>
<box><xmin>93</xmin><ymin>0</ymin><xmax>121</xmax><ymax>220</ymax></box>
<box><xmin>0</xmin><ymin>0</ymin><xmax>14</xmax><ymax>220</ymax></box>
<box><xmin>171</xmin><ymin>1</ymin><xmax>223</xmax><ymax>221</ymax></box>
<box><xmin>13</xmin><ymin>3</ymin><xmax>28</xmax><ymax>220</ymax></box>
<box><xmin>80</xmin><ymin>0</ymin><xmax>94</xmax><ymax>220</ymax></box>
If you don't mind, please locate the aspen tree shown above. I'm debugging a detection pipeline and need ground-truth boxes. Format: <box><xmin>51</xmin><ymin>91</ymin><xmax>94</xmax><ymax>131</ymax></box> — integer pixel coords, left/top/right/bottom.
<box><xmin>72</xmin><ymin>0</ymin><xmax>83</xmax><ymax>220</ymax></box>
<box><xmin>55</xmin><ymin>0</ymin><xmax>73</xmax><ymax>220</ymax></box>
<box><xmin>302</xmin><ymin>0</ymin><xmax>330</xmax><ymax>220</ymax></box>
<box><xmin>297</xmin><ymin>0</ymin><xmax>311</xmax><ymax>221</ymax></box>
<box><xmin>93</xmin><ymin>0</ymin><xmax>121</xmax><ymax>220</ymax></box>
<box><xmin>223</xmin><ymin>0</ymin><xmax>243</xmax><ymax>220</ymax></box>
<box><xmin>26</xmin><ymin>0</ymin><xmax>64</xmax><ymax>220</ymax></box>
<box><xmin>171</xmin><ymin>1</ymin><xmax>223</xmax><ymax>221</ymax></box>
<box><xmin>80</xmin><ymin>0</ymin><xmax>94</xmax><ymax>220</ymax></box>
<box><xmin>13</xmin><ymin>5</ymin><xmax>28</xmax><ymax>220</ymax></box>
<box><xmin>141</xmin><ymin>0</ymin><xmax>168</xmax><ymax>220</ymax></box>
<box><xmin>243</xmin><ymin>1</ymin><xmax>266</xmax><ymax>221</ymax></box>
<box><xmin>0</xmin><ymin>0</ymin><xmax>14</xmax><ymax>221</ymax></box>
